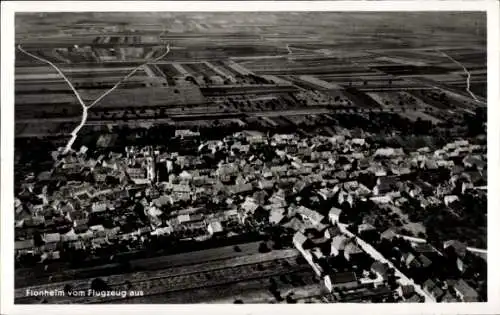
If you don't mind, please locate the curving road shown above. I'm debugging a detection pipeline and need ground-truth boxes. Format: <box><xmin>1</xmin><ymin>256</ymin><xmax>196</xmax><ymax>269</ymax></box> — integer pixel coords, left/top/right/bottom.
<box><xmin>436</xmin><ymin>50</ymin><xmax>485</xmax><ymax>105</ymax></box>
<box><xmin>17</xmin><ymin>43</ymin><xmax>170</xmax><ymax>155</ymax></box>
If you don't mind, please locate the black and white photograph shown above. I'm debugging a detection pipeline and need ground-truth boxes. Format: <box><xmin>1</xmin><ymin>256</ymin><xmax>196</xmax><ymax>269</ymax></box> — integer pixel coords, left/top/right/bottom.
<box><xmin>1</xmin><ymin>1</ymin><xmax>499</xmax><ymax>314</ymax></box>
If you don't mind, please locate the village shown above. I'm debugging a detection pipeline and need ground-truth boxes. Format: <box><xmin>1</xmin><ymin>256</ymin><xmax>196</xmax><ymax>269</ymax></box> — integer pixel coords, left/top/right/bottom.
<box><xmin>14</xmin><ymin>126</ymin><xmax>487</xmax><ymax>303</ymax></box>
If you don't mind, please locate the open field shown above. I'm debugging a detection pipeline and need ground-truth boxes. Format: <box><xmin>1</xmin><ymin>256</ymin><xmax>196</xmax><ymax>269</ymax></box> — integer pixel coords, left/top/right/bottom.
<box><xmin>15</xmin><ymin>11</ymin><xmax>486</xmax><ymax>141</ymax></box>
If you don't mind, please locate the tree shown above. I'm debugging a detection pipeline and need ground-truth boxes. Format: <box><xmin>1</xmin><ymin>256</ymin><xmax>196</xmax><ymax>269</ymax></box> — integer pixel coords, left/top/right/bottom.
<box><xmin>63</xmin><ymin>284</ymin><xmax>73</xmax><ymax>295</ymax></box>
<box><xmin>286</xmin><ymin>293</ymin><xmax>296</xmax><ymax>304</ymax></box>
<box><xmin>33</xmin><ymin>231</ymin><xmax>45</xmax><ymax>247</ymax></box>
<box><xmin>90</xmin><ymin>278</ymin><xmax>109</xmax><ymax>291</ymax></box>
<box><xmin>258</xmin><ymin>241</ymin><xmax>271</xmax><ymax>253</ymax></box>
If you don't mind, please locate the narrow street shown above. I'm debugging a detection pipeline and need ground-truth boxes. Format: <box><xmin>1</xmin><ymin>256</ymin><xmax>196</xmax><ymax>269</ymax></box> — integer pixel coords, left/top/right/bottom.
<box><xmin>337</xmin><ymin>223</ymin><xmax>436</xmax><ymax>302</ymax></box>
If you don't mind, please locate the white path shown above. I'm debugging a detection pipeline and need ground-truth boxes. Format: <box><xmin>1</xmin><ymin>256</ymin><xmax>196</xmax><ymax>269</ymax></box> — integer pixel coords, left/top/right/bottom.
<box><xmin>18</xmin><ymin>43</ymin><xmax>170</xmax><ymax>155</ymax></box>
<box><xmin>436</xmin><ymin>50</ymin><xmax>484</xmax><ymax>104</ymax></box>
<box><xmin>466</xmin><ymin>247</ymin><xmax>487</xmax><ymax>254</ymax></box>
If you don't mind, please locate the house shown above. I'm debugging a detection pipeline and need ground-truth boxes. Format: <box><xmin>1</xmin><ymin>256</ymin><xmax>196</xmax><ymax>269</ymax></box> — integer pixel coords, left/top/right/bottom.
<box><xmin>418</xmin><ymin>254</ymin><xmax>433</xmax><ymax>268</ymax></box>
<box><xmin>368</xmin><ymin>164</ymin><xmax>388</xmax><ymax>177</ymax></box>
<box><xmin>443</xmin><ymin>240</ymin><xmax>467</xmax><ymax>258</ymax></box>
<box><xmin>44</xmin><ymin>232</ymin><xmax>61</xmax><ymax>244</ymax></box>
<box><xmin>355</xmin><ymin>183</ymin><xmax>372</xmax><ymax>197</ymax></box>
<box><xmin>15</xmin><ymin>239</ymin><xmax>35</xmax><ymax>252</ymax></box>
<box><xmin>258</xmin><ymin>180</ymin><xmax>274</xmax><ymax>190</ymax></box>
<box><xmin>371</xmin><ymin>261</ymin><xmax>390</xmax><ymax>281</ymax></box>
<box><xmin>337</xmin><ymin>191</ymin><xmax>354</xmax><ymax>208</ymax></box>
<box><xmin>414</xmin><ymin>180</ymin><xmax>434</xmax><ymax>196</ymax></box>
<box><xmin>295</xmin><ymin>206</ymin><xmax>324</xmax><ymax>226</ymax></box>
<box><xmin>395</xmin><ymin>196</ymin><xmax>408</xmax><ymax>207</ymax></box>
<box><xmin>453</xmin><ymin>279</ymin><xmax>479</xmax><ymax>302</ymax></box>
<box><xmin>380</xmin><ymin>228</ymin><xmax>397</xmax><ymax>241</ymax></box>
<box><xmin>421</xmin><ymin>158</ymin><xmax>438</xmax><ymax>170</ymax></box>
<box><xmin>24</xmin><ymin>216</ymin><xmax>45</xmax><ymax>228</ymax></box>
<box><xmin>440</xmin><ymin>291</ymin><xmax>458</xmax><ymax>302</ymax></box>
<box><xmin>61</xmin><ymin>229</ymin><xmax>78</xmax><ymax>243</ymax></box>
<box><xmin>283</xmin><ymin>217</ymin><xmax>308</xmax><ymax>232</ymax></box>
<box><xmin>391</xmin><ymin>165</ymin><xmax>412</xmax><ymax>176</ymax></box>
<box><xmin>241</xmin><ymin>198</ymin><xmax>260</xmax><ymax>214</ymax></box>
<box><xmin>151</xmin><ymin>226</ymin><xmax>173</xmax><ymax>236</ymax></box>
<box><xmin>92</xmin><ymin>202</ymin><xmax>107</xmax><ymax>213</ymax></box>
<box><xmin>137</xmin><ymin>226</ymin><xmax>152</xmax><ymax>236</ymax></box>
<box><xmin>397</xmin><ymin>285</ymin><xmax>416</xmax><ymax>299</ymax></box>
<box><xmin>153</xmin><ymin>195</ymin><xmax>172</xmax><ymax>207</ymax></box>
<box><xmin>74</xmin><ymin>223</ymin><xmax>89</xmax><ymax>233</ymax></box>
<box><xmin>328</xmin><ymin>207</ymin><xmax>342</xmax><ymax>224</ymax></box>
<box><xmin>269</xmin><ymin>193</ymin><xmax>287</xmax><ymax>207</ymax></box>
<box><xmin>230</xmin><ymin>183</ymin><xmax>253</xmax><ymax>195</ymax></box>
<box><xmin>423</xmin><ymin>279</ymin><xmax>444</xmax><ymax>301</ymax></box>
<box><xmin>293</xmin><ymin>180</ymin><xmax>309</xmax><ymax>194</ymax></box>
<box><xmin>358</xmin><ymin>223</ymin><xmax>377</xmax><ymax>236</ymax></box>
<box><xmin>344</xmin><ymin>241</ymin><xmax>364</xmax><ymax>262</ymax></box>
<box><xmin>462</xmin><ymin>155</ymin><xmax>486</xmax><ymax>170</ymax></box>
<box><xmin>374</xmin><ymin>147</ymin><xmax>404</xmax><ymax>158</ymax></box>
<box><xmin>72</xmin><ymin>210</ymin><xmax>88</xmax><ymax>226</ymax></box>
<box><xmin>179</xmin><ymin>170</ymin><xmax>193</xmax><ymax>182</ymax></box>
<box><xmin>207</xmin><ymin>221</ymin><xmax>223</xmax><ymax>235</ymax></box>
<box><xmin>330</xmin><ymin>235</ymin><xmax>350</xmax><ymax>256</ymax></box>
<box><xmin>177</xmin><ymin>214</ymin><xmax>191</xmax><ymax>224</ymax></box>
<box><xmin>351</xmin><ymin>138</ymin><xmax>366</xmax><ymax>146</ymax></box>
<box><xmin>413</xmin><ymin>243</ymin><xmax>437</xmax><ymax>255</ymax></box>
<box><xmin>223</xmin><ymin>209</ymin><xmax>239</xmax><ymax>222</ymax></box>
<box><xmin>463</xmin><ymin>171</ymin><xmax>484</xmax><ymax>186</ymax></box>
<box><xmin>324</xmin><ymin>271</ymin><xmax>358</xmax><ymax>292</ymax></box>
<box><xmin>444</xmin><ymin>195</ymin><xmax>459</xmax><ymax>206</ymax></box>
<box><xmin>373</xmin><ymin>176</ymin><xmax>399</xmax><ymax>196</ymax></box>
<box><xmin>175</xmin><ymin>129</ymin><xmax>200</xmax><ymax>139</ymax></box>
<box><xmin>41</xmin><ymin>250</ymin><xmax>61</xmax><ymax>261</ymax></box>
<box><xmin>403</xmin><ymin>293</ymin><xmax>423</xmax><ymax>303</ymax></box>
<box><xmin>172</xmin><ymin>184</ymin><xmax>192</xmax><ymax>194</ymax></box>
<box><xmin>403</xmin><ymin>253</ymin><xmax>419</xmax><ymax>269</ymax></box>
<box><xmin>269</xmin><ymin>207</ymin><xmax>285</xmax><ymax>225</ymax></box>
<box><xmin>324</xmin><ymin>225</ymin><xmax>342</xmax><ymax>239</ymax></box>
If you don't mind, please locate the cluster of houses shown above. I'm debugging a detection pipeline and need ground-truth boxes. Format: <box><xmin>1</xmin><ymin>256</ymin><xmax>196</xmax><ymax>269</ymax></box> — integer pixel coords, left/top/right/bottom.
<box><xmin>289</xmin><ymin>205</ymin><xmax>420</xmax><ymax>302</ymax></box>
<box><xmin>378</xmin><ymin>231</ymin><xmax>482</xmax><ymax>302</ymax></box>
<box><xmin>14</xmin><ymin>128</ymin><xmax>486</xmax><ymax>302</ymax></box>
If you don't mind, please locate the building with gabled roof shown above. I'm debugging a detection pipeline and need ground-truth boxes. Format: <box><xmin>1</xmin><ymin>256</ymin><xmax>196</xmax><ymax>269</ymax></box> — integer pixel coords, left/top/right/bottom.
<box><xmin>296</xmin><ymin>206</ymin><xmax>324</xmax><ymax>226</ymax></box>
<box><xmin>324</xmin><ymin>271</ymin><xmax>358</xmax><ymax>292</ymax></box>
<box><xmin>453</xmin><ymin>279</ymin><xmax>479</xmax><ymax>302</ymax></box>
<box><xmin>328</xmin><ymin>207</ymin><xmax>342</xmax><ymax>224</ymax></box>
<box><xmin>330</xmin><ymin>234</ymin><xmax>350</xmax><ymax>256</ymax></box>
